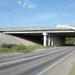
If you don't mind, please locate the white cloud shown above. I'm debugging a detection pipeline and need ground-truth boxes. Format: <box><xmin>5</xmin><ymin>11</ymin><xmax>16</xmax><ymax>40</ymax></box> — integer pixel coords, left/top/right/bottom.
<box><xmin>27</xmin><ymin>2</ymin><xmax>37</xmax><ymax>8</ymax></box>
<box><xmin>17</xmin><ymin>0</ymin><xmax>22</xmax><ymax>5</ymax></box>
<box><xmin>22</xmin><ymin>0</ymin><xmax>29</xmax><ymax>7</ymax></box>
<box><xmin>17</xmin><ymin>0</ymin><xmax>37</xmax><ymax>9</ymax></box>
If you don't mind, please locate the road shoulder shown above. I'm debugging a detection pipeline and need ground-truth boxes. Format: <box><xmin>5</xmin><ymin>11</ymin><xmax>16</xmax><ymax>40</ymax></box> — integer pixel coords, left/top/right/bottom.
<box><xmin>43</xmin><ymin>50</ymin><xmax>75</xmax><ymax>75</ymax></box>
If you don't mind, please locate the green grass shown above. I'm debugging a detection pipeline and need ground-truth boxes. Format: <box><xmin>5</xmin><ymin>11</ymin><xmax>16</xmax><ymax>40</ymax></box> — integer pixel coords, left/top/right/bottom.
<box><xmin>68</xmin><ymin>64</ymin><xmax>75</xmax><ymax>75</ymax></box>
<box><xmin>65</xmin><ymin>38</ymin><xmax>75</xmax><ymax>45</ymax></box>
<box><xmin>0</xmin><ymin>44</ymin><xmax>45</xmax><ymax>53</ymax></box>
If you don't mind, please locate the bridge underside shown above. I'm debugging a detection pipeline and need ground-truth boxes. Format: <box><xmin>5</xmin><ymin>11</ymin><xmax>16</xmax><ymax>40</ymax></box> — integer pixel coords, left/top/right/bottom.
<box><xmin>5</xmin><ymin>31</ymin><xmax>75</xmax><ymax>47</ymax></box>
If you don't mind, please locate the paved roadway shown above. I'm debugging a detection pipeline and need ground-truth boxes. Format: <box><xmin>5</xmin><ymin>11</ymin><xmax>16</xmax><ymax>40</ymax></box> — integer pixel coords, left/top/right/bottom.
<box><xmin>0</xmin><ymin>47</ymin><xmax>74</xmax><ymax>75</ymax></box>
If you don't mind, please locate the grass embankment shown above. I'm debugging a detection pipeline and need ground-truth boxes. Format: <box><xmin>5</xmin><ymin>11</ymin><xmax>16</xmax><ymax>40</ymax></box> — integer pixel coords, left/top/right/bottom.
<box><xmin>68</xmin><ymin>64</ymin><xmax>75</xmax><ymax>75</ymax></box>
<box><xmin>0</xmin><ymin>44</ymin><xmax>44</xmax><ymax>53</ymax></box>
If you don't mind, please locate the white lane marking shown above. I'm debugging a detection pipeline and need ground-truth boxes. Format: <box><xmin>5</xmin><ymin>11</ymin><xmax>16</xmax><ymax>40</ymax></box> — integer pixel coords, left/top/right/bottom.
<box><xmin>37</xmin><ymin>49</ymin><xmax>74</xmax><ymax>75</ymax></box>
<box><xmin>0</xmin><ymin>48</ymin><xmax>68</xmax><ymax>67</ymax></box>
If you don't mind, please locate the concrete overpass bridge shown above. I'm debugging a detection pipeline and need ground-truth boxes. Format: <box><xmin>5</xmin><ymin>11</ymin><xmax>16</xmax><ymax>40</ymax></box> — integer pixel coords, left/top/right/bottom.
<box><xmin>0</xmin><ymin>25</ymin><xmax>75</xmax><ymax>46</ymax></box>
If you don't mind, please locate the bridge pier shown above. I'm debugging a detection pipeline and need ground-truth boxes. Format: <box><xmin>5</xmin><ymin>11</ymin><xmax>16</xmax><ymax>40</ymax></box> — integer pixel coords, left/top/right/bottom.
<box><xmin>50</xmin><ymin>35</ymin><xmax>65</xmax><ymax>46</ymax></box>
<box><xmin>42</xmin><ymin>33</ymin><xmax>54</xmax><ymax>47</ymax></box>
<box><xmin>48</xmin><ymin>35</ymin><xmax>51</xmax><ymax>46</ymax></box>
<box><xmin>43</xmin><ymin>32</ymin><xmax>65</xmax><ymax>47</ymax></box>
<box><xmin>43</xmin><ymin>32</ymin><xmax>47</xmax><ymax>47</ymax></box>
<box><xmin>47</xmin><ymin>34</ymin><xmax>54</xmax><ymax>46</ymax></box>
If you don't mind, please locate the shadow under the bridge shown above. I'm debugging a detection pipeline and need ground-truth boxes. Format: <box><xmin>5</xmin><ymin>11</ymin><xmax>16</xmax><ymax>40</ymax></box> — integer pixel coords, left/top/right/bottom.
<box><xmin>7</xmin><ymin>33</ymin><xmax>75</xmax><ymax>47</ymax></box>
<box><xmin>64</xmin><ymin>44</ymin><xmax>75</xmax><ymax>46</ymax></box>
<box><xmin>9</xmin><ymin>34</ymin><xmax>43</xmax><ymax>45</ymax></box>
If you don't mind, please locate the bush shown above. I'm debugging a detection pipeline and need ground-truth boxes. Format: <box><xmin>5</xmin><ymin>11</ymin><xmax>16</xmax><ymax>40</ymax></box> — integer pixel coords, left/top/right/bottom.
<box><xmin>0</xmin><ymin>46</ymin><xmax>11</xmax><ymax>53</ymax></box>
<box><xmin>0</xmin><ymin>44</ymin><xmax>44</xmax><ymax>53</ymax></box>
<box><xmin>11</xmin><ymin>45</ymin><xmax>28</xmax><ymax>52</ymax></box>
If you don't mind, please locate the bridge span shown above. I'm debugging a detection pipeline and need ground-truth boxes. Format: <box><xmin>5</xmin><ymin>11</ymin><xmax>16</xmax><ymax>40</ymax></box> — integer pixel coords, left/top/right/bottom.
<box><xmin>0</xmin><ymin>25</ymin><xmax>75</xmax><ymax>46</ymax></box>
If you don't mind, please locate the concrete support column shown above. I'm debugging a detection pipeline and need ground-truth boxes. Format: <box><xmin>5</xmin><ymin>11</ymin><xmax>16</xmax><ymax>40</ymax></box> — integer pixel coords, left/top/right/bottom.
<box><xmin>48</xmin><ymin>35</ymin><xmax>51</xmax><ymax>46</ymax></box>
<box><xmin>51</xmin><ymin>40</ymin><xmax>54</xmax><ymax>46</ymax></box>
<box><xmin>43</xmin><ymin>32</ymin><xmax>47</xmax><ymax>47</ymax></box>
<box><xmin>49</xmin><ymin>35</ymin><xmax>54</xmax><ymax>46</ymax></box>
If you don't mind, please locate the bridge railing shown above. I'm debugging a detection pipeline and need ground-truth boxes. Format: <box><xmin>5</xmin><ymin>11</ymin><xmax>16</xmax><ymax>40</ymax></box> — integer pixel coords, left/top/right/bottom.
<box><xmin>0</xmin><ymin>26</ymin><xmax>74</xmax><ymax>31</ymax></box>
<box><xmin>0</xmin><ymin>26</ymin><xmax>56</xmax><ymax>31</ymax></box>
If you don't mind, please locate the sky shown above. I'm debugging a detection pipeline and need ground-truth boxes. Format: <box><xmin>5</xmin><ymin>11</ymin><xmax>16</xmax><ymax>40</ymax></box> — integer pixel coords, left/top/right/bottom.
<box><xmin>0</xmin><ymin>0</ymin><xmax>75</xmax><ymax>27</ymax></box>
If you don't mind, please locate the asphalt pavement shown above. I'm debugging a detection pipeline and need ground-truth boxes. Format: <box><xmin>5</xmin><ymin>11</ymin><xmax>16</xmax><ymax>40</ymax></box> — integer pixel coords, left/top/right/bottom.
<box><xmin>0</xmin><ymin>46</ymin><xmax>74</xmax><ymax>75</ymax></box>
